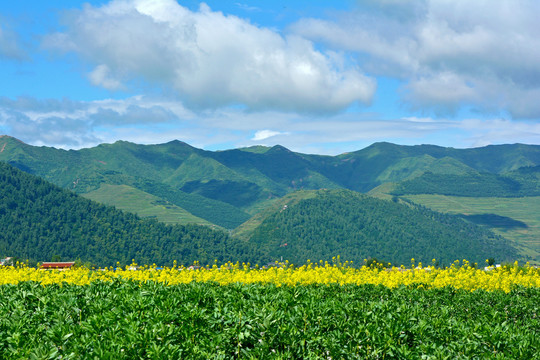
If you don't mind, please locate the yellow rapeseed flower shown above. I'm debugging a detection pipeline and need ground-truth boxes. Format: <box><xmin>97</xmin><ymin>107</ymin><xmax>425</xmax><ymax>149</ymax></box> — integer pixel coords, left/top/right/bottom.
<box><xmin>1</xmin><ymin>260</ymin><xmax>538</xmax><ymax>292</ymax></box>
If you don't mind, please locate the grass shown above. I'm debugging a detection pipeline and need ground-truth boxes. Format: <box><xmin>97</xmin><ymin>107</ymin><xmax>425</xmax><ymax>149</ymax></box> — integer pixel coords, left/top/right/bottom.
<box><xmin>402</xmin><ymin>195</ymin><xmax>540</xmax><ymax>264</ymax></box>
<box><xmin>82</xmin><ymin>184</ymin><xmax>215</xmax><ymax>226</ymax></box>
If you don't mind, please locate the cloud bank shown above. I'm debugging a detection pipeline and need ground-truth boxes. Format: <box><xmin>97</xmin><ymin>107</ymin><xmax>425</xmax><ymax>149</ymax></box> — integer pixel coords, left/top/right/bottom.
<box><xmin>1</xmin><ymin>95</ymin><xmax>538</xmax><ymax>154</ymax></box>
<box><xmin>43</xmin><ymin>0</ymin><xmax>375</xmax><ymax>113</ymax></box>
<box><xmin>292</xmin><ymin>0</ymin><xmax>540</xmax><ymax>118</ymax></box>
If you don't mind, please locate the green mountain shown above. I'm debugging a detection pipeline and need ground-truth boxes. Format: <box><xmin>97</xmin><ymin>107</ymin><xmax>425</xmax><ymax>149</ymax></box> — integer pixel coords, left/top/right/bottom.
<box><xmin>232</xmin><ymin>190</ymin><xmax>320</xmax><ymax>241</ymax></box>
<box><xmin>82</xmin><ymin>184</ymin><xmax>214</xmax><ymax>226</ymax></box>
<box><xmin>245</xmin><ymin>189</ymin><xmax>517</xmax><ymax>266</ymax></box>
<box><xmin>315</xmin><ymin>142</ymin><xmax>540</xmax><ymax>192</ymax></box>
<box><xmin>1</xmin><ymin>136</ymin><xmax>539</xmax><ymax>226</ymax></box>
<box><xmin>0</xmin><ymin>161</ymin><xmax>255</xmax><ymax>267</ymax></box>
<box><xmin>391</xmin><ymin>169</ymin><xmax>540</xmax><ymax>197</ymax></box>
<box><xmin>1</xmin><ymin>135</ymin><xmax>539</xmax><ymax>262</ymax></box>
<box><xmin>0</xmin><ymin>136</ymin><xmax>251</xmax><ymax>228</ymax></box>
<box><xmin>0</xmin><ymin>161</ymin><xmax>518</xmax><ymax>266</ymax></box>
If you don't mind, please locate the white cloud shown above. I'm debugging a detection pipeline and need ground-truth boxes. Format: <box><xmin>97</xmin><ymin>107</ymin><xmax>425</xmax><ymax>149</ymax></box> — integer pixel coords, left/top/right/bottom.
<box><xmin>0</xmin><ymin>95</ymin><xmax>194</xmax><ymax>148</ymax></box>
<box><xmin>43</xmin><ymin>0</ymin><xmax>375</xmax><ymax>113</ymax></box>
<box><xmin>403</xmin><ymin>71</ymin><xmax>479</xmax><ymax>114</ymax></box>
<box><xmin>88</xmin><ymin>64</ymin><xmax>124</xmax><ymax>90</ymax></box>
<box><xmin>1</xmin><ymin>95</ymin><xmax>539</xmax><ymax>154</ymax></box>
<box><xmin>251</xmin><ymin>130</ymin><xmax>287</xmax><ymax>141</ymax></box>
<box><xmin>3</xmin><ymin>0</ymin><xmax>539</xmax><ymax>153</ymax></box>
<box><xmin>292</xmin><ymin>0</ymin><xmax>540</xmax><ymax>118</ymax></box>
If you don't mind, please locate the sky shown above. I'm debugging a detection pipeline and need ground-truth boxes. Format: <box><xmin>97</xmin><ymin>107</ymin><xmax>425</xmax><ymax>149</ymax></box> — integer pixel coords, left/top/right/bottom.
<box><xmin>1</xmin><ymin>0</ymin><xmax>539</xmax><ymax>155</ymax></box>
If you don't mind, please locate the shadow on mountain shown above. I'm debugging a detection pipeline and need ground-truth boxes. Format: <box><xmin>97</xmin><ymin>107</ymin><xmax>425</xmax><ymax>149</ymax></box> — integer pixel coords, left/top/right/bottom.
<box><xmin>458</xmin><ymin>214</ymin><xmax>528</xmax><ymax>229</ymax></box>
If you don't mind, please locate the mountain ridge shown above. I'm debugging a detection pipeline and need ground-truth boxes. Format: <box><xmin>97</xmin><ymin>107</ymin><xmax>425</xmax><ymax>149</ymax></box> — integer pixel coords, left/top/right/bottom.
<box><xmin>0</xmin><ymin>135</ymin><xmax>538</xmax><ymax>263</ymax></box>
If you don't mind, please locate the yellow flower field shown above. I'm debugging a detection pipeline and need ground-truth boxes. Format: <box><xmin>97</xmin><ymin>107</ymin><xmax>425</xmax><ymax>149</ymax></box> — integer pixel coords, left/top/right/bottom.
<box><xmin>1</xmin><ymin>259</ymin><xmax>539</xmax><ymax>292</ymax></box>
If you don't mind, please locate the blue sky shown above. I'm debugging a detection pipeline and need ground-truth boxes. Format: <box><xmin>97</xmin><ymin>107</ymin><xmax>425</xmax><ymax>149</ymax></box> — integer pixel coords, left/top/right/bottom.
<box><xmin>1</xmin><ymin>0</ymin><xmax>539</xmax><ymax>154</ymax></box>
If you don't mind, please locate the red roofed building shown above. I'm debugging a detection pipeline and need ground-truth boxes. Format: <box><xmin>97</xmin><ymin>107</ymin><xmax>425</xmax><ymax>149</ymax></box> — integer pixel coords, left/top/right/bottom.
<box><xmin>40</xmin><ymin>262</ymin><xmax>75</xmax><ymax>270</ymax></box>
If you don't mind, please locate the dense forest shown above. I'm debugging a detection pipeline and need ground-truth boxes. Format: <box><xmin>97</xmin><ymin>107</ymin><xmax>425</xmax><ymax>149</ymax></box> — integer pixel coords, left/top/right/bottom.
<box><xmin>247</xmin><ymin>190</ymin><xmax>516</xmax><ymax>266</ymax></box>
<box><xmin>0</xmin><ymin>162</ymin><xmax>257</xmax><ymax>266</ymax></box>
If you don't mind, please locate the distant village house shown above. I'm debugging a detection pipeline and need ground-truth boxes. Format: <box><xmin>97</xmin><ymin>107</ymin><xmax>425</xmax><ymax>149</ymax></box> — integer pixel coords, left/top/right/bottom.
<box><xmin>0</xmin><ymin>257</ymin><xmax>13</xmax><ymax>266</ymax></box>
<box><xmin>40</xmin><ymin>262</ymin><xmax>75</xmax><ymax>270</ymax></box>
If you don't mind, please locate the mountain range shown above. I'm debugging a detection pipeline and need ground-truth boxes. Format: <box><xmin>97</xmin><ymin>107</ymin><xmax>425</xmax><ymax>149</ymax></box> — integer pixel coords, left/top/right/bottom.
<box><xmin>1</xmin><ymin>135</ymin><xmax>538</xmax><ymax>264</ymax></box>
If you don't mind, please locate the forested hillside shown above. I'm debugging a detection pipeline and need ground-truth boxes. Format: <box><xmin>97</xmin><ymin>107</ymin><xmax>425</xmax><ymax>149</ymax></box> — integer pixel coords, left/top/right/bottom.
<box><xmin>1</xmin><ymin>135</ymin><xmax>538</xmax><ymax>230</ymax></box>
<box><xmin>246</xmin><ymin>190</ymin><xmax>517</xmax><ymax>266</ymax></box>
<box><xmin>0</xmin><ymin>162</ymin><xmax>255</xmax><ymax>266</ymax></box>
<box><xmin>0</xmin><ymin>161</ymin><xmax>524</xmax><ymax>266</ymax></box>
<box><xmin>0</xmin><ymin>135</ymin><xmax>538</xmax><ymax>264</ymax></box>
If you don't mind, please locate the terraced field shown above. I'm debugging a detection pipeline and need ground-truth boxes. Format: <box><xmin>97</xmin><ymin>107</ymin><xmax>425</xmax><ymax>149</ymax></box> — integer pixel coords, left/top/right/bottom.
<box><xmin>403</xmin><ymin>195</ymin><xmax>540</xmax><ymax>263</ymax></box>
<box><xmin>83</xmin><ymin>184</ymin><xmax>214</xmax><ymax>226</ymax></box>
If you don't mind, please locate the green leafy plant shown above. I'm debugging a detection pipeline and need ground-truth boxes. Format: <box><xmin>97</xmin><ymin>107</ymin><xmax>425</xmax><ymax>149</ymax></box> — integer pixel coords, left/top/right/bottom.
<box><xmin>0</xmin><ymin>281</ymin><xmax>538</xmax><ymax>359</ymax></box>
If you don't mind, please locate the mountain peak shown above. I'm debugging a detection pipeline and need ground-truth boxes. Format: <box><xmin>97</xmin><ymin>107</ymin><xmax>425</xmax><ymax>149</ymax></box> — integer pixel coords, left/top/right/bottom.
<box><xmin>165</xmin><ymin>139</ymin><xmax>189</xmax><ymax>146</ymax></box>
<box><xmin>267</xmin><ymin>144</ymin><xmax>292</xmax><ymax>153</ymax></box>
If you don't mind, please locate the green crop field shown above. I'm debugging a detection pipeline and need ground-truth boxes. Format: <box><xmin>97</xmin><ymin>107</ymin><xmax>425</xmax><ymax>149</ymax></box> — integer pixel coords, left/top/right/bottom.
<box><xmin>0</xmin><ymin>280</ymin><xmax>538</xmax><ymax>359</ymax></box>
<box><xmin>83</xmin><ymin>184</ymin><xmax>214</xmax><ymax>226</ymax></box>
<box><xmin>403</xmin><ymin>195</ymin><xmax>540</xmax><ymax>263</ymax></box>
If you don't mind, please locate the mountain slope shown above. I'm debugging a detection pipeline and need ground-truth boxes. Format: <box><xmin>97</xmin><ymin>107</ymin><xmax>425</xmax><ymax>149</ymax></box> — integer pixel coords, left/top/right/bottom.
<box><xmin>0</xmin><ymin>136</ymin><xmax>251</xmax><ymax>228</ymax></box>
<box><xmin>393</xmin><ymin>194</ymin><xmax>540</xmax><ymax>263</ymax></box>
<box><xmin>245</xmin><ymin>189</ymin><xmax>517</xmax><ymax>266</ymax></box>
<box><xmin>308</xmin><ymin>142</ymin><xmax>540</xmax><ymax>192</ymax></box>
<box><xmin>1</xmin><ymin>135</ymin><xmax>539</xmax><ymax>230</ymax></box>
<box><xmin>82</xmin><ymin>184</ymin><xmax>214</xmax><ymax>226</ymax></box>
<box><xmin>391</xmin><ymin>170</ymin><xmax>540</xmax><ymax>197</ymax></box>
<box><xmin>232</xmin><ymin>190</ymin><xmax>320</xmax><ymax>241</ymax></box>
<box><xmin>0</xmin><ymin>160</ymin><xmax>523</xmax><ymax>266</ymax></box>
<box><xmin>0</xmin><ymin>161</ymin><xmax>255</xmax><ymax>266</ymax></box>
